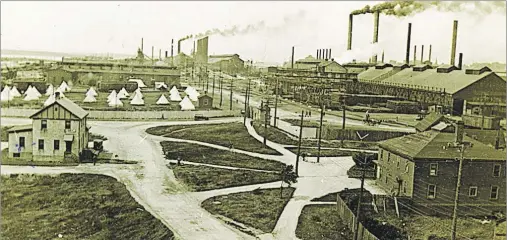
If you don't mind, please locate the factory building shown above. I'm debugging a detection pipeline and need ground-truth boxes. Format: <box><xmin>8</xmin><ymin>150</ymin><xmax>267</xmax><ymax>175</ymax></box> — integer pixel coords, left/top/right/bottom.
<box><xmin>351</xmin><ymin>64</ymin><xmax>506</xmax><ymax>116</ymax></box>
<box><xmin>45</xmin><ymin>60</ymin><xmax>180</xmax><ymax>88</ymax></box>
<box><xmin>207</xmin><ymin>54</ymin><xmax>245</xmax><ymax>75</ymax></box>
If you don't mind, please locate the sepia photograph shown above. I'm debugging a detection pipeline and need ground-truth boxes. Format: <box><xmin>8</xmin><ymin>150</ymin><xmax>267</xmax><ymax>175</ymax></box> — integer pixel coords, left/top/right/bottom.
<box><xmin>0</xmin><ymin>1</ymin><xmax>506</xmax><ymax>240</ymax></box>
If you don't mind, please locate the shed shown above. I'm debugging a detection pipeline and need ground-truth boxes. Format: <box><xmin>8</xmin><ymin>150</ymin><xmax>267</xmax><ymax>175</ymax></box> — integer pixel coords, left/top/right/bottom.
<box><xmin>198</xmin><ymin>94</ymin><xmax>213</xmax><ymax>110</ymax></box>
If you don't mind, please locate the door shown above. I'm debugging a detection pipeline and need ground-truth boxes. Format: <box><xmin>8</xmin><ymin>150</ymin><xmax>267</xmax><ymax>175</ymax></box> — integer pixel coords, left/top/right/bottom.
<box><xmin>19</xmin><ymin>137</ymin><xmax>25</xmax><ymax>148</ymax></box>
<box><xmin>65</xmin><ymin>141</ymin><xmax>72</xmax><ymax>153</ymax></box>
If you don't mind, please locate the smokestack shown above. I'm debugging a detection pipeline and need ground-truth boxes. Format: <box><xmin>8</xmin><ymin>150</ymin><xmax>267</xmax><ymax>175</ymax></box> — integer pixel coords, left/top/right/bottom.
<box><xmin>429</xmin><ymin>45</ymin><xmax>432</xmax><ymax>63</ymax></box>
<box><xmin>381</xmin><ymin>51</ymin><xmax>385</xmax><ymax>63</ymax></box>
<box><xmin>347</xmin><ymin>14</ymin><xmax>353</xmax><ymax>50</ymax></box>
<box><xmin>171</xmin><ymin>39</ymin><xmax>174</xmax><ymax>58</ymax></box>
<box><xmin>316</xmin><ymin>49</ymin><xmax>319</xmax><ymax>59</ymax></box>
<box><xmin>421</xmin><ymin>45</ymin><xmax>424</xmax><ymax>63</ymax></box>
<box><xmin>193</xmin><ymin>41</ymin><xmax>196</xmax><ymax>56</ymax></box>
<box><xmin>405</xmin><ymin>23</ymin><xmax>412</xmax><ymax>65</ymax></box>
<box><xmin>141</xmin><ymin>38</ymin><xmax>144</xmax><ymax>52</ymax></box>
<box><xmin>323</xmin><ymin>49</ymin><xmax>328</xmax><ymax>60</ymax></box>
<box><xmin>291</xmin><ymin>46</ymin><xmax>295</xmax><ymax>69</ymax></box>
<box><xmin>151</xmin><ymin>46</ymin><xmax>154</xmax><ymax>60</ymax></box>
<box><xmin>450</xmin><ymin>20</ymin><xmax>458</xmax><ymax>66</ymax></box>
<box><xmin>458</xmin><ymin>53</ymin><xmax>463</xmax><ymax>70</ymax></box>
<box><xmin>329</xmin><ymin>49</ymin><xmax>332</xmax><ymax>59</ymax></box>
<box><xmin>413</xmin><ymin>45</ymin><xmax>417</xmax><ymax>65</ymax></box>
<box><xmin>165</xmin><ymin>51</ymin><xmax>168</xmax><ymax>58</ymax></box>
<box><xmin>372</xmin><ymin>11</ymin><xmax>380</xmax><ymax>63</ymax></box>
<box><xmin>159</xmin><ymin>49</ymin><xmax>161</xmax><ymax>60</ymax></box>
<box><xmin>177</xmin><ymin>40</ymin><xmax>181</xmax><ymax>54</ymax></box>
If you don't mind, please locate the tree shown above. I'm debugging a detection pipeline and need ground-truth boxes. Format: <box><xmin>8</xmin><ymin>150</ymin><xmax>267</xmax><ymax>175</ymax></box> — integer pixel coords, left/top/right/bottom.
<box><xmin>280</xmin><ymin>165</ymin><xmax>298</xmax><ymax>198</ymax></box>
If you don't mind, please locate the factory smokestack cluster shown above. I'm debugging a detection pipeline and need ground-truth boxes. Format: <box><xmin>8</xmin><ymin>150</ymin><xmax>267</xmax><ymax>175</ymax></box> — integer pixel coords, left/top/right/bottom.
<box><xmin>316</xmin><ymin>49</ymin><xmax>332</xmax><ymax>60</ymax></box>
<box><xmin>450</xmin><ymin>20</ymin><xmax>458</xmax><ymax>66</ymax></box>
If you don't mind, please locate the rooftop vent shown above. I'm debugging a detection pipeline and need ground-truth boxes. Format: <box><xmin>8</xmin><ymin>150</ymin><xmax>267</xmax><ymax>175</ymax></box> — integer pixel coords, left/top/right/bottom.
<box><xmin>413</xmin><ymin>64</ymin><xmax>433</xmax><ymax>72</ymax></box>
<box><xmin>375</xmin><ymin>63</ymin><xmax>393</xmax><ymax>70</ymax></box>
<box><xmin>393</xmin><ymin>63</ymin><xmax>409</xmax><ymax>71</ymax></box>
<box><xmin>465</xmin><ymin>66</ymin><xmax>492</xmax><ymax>75</ymax></box>
<box><xmin>436</xmin><ymin>64</ymin><xmax>458</xmax><ymax>73</ymax></box>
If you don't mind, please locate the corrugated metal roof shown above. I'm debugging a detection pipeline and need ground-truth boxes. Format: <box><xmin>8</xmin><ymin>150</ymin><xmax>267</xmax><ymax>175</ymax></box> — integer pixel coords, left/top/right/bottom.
<box><xmin>415</xmin><ymin>112</ymin><xmax>444</xmax><ymax>132</ymax></box>
<box><xmin>380</xmin><ymin>130</ymin><xmax>506</xmax><ymax>161</ymax></box>
<box><xmin>7</xmin><ymin>124</ymin><xmax>32</xmax><ymax>133</ymax></box>
<box><xmin>358</xmin><ymin>67</ymin><xmax>393</xmax><ymax>81</ymax></box>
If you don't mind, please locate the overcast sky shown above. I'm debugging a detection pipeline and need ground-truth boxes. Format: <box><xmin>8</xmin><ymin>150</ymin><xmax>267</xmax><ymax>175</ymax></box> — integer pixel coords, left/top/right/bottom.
<box><xmin>1</xmin><ymin>1</ymin><xmax>505</xmax><ymax>64</ymax></box>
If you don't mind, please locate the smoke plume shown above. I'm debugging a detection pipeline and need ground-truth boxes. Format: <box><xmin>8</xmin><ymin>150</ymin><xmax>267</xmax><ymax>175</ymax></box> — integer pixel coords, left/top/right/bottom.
<box><xmin>351</xmin><ymin>1</ymin><xmax>506</xmax><ymax>17</ymax></box>
<box><xmin>335</xmin><ymin>42</ymin><xmax>385</xmax><ymax>64</ymax></box>
<box><xmin>180</xmin><ymin>10</ymin><xmax>306</xmax><ymax>42</ymax></box>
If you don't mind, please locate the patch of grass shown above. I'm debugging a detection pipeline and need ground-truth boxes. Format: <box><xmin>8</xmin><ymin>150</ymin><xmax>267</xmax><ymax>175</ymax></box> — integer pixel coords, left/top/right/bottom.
<box><xmin>253</xmin><ymin>124</ymin><xmax>298</xmax><ymax>145</ymax></box>
<box><xmin>283</xmin><ymin>119</ymin><xmax>323</xmax><ymax>128</ymax></box>
<box><xmin>170</xmin><ymin>164</ymin><xmax>281</xmax><ymax>191</ymax></box>
<box><xmin>147</xmin><ymin>123</ymin><xmax>281</xmax><ymax>155</ymax></box>
<box><xmin>160</xmin><ymin>142</ymin><xmax>285</xmax><ymax>171</ymax></box>
<box><xmin>1</xmin><ymin>174</ymin><xmax>173</xmax><ymax>239</ymax></box>
<box><xmin>202</xmin><ymin>188</ymin><xmax>295</xmax><ymax>233</ymax></box>
<box><xmin>295</xmin><ymin>205</ymin><xmax>353</xmax><ymax>240</ymax></box>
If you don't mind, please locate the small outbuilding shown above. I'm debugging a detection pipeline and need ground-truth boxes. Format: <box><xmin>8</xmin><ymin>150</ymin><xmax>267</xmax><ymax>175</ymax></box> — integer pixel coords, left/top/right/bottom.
<box><xmin>198</xmin><ymin>93</ymin><xmax>213</xmax><ymax>110</ymax></box>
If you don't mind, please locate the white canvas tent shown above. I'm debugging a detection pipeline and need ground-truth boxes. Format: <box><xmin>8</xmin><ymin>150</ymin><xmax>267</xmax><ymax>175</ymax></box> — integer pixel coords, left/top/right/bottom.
<box><xmin>131</xmin><ymin>88</ymin><xmax>143</xmax><ymax>99</ymax></box>
<box><xmin>170</xmin><ymin>86</ymin><xmax>179</xmax><ymax>95</ymax></box>
<box><xmin>44</xmin><ymin>94</ymin><xmax>56</xmax><ymax>106</ymax></box>
<box><xmin>118</xmin><ymin>88</ymin><xmax>129</xmax><ymax>99</ymax></box>
<box><xmin>10</xmin><ymin>86</ymin><xmax>21</xmax><ymax>97</ymax></box>
<box><xmin>169</xmin><ymin>91</ymin><xmax>182</xmax><ymax>101</ymax></box>
<box><xmin>130</xmin><ymin>92</ymin><xmax>145</xmax><ymax>105</ymax></box>
<box><xmin>23</xmin><ymin>87</ymin><xmax>40</xmax><ymax>101</ymax></box>
<box><xmin>1</xmin><ymin>87</ymin><xmax>13</xmax><ymax>102</ymax></box>
<box><xmin>108</xmin><ymin>97</ymin><xmax>123</xmax><ymax>107</ymax></box>
<box><xmin>187</xmin><ymin>92</ymin><xmax>199</xmax><ymax>102</ymax></box>
<box><xmin>107</xmin><ymin>90</ymin><xmax>118</xmax><ymax>102</ymax></box>
<box><xmin>129</xmin><ymin>79</ymin><xmax>147</xmax><ymax>88</ymax></box>
<box><xmin>83</xmin><ymin>94</ymin><xmax>97</xmax><ymax>103</ymax></box>
<box><xmin>86</xmin><ymin>87</ymin><xmax>98</xmax><ymax>97</ymax></box>
<box><xmin>179</xmin><ymin>96</ymin><xmax>195</xmax><ymax>111</ymax></box>
<box><xmin>156</xmin><ymin>94</ymin><xmax>170</xmax><ymax>105</ymax></box>
<box><xmin>184</xmin><ymin>86</ymin><xmax>195</xmax><ymax>95</ymax></box>
<box><xmin>45</xmin><ymin>84</ymin><xmax>54</xmax><ymax>96</ymax></box>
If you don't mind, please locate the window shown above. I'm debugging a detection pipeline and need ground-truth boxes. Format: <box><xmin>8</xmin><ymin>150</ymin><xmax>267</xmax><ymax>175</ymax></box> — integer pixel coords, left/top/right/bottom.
<box><xmin>405</xmin><ymin>164</ymin><xmax>409</xmax><ymax>173</ymax></box>
<box><xmin>385</xmin><ymin>175</ymin><xmax>388</xmax><ymax>184</ymax></box>
<box><xmin>397</xmin><ymin>158</ymin><xmax>400</xmax><ymax>169</ymax></box>
<box><xmin>54</xmin><ymin>140</ymin><xmax>60</xmax><ymax>150</ymax></box>
<box><xmin>429</xmin><ymin>163</ymin><xmax>438</xmax><ymax>176</ymax></box>
<box><xmin>491</xmin><ymin>186</ymin><xmax>499</xmax><ymax>199</ymax></box>
<box><xmin>41</xmin><ymin>120</ymin><xmax>47</xmax><ymax>130</ymax></box>
<box><xmin>203</xmin><ymin>99</ymin><xmax>209</xmax><ymax>105</ymax></box>
<box><xmin>13</xmin><ymin>153</ymin><xmax>20</xmax><ymax>158</ymax></box>
<box><xmin>19</xmin><ymin>137</ymin><xmax>25</xmax><ymax>148</ymax></box>
<box><xmin>469</xmin><ymin>186</ymin><xmax>478</xmax><ymax>197</ymax></box>
<box><xmin>379</xmin><ymin>168</ymin><xmax>382</xmax><ymax>179</ymax></box>
<box><xmin>493</xmin><ymin>164</ymin><xmax>501</xmax><ymax>177</ymax></box>
<box><xmin>427</xmin><ymin>184</ymin><xmax>436</xmax><ymax>199</ymax></box>
<box><xmin>380</xmin><ymin>150</ymin><xmax>384</xmax><ymax>160</ymax></box>
<box><xmin>387</xmin><ymin>153</ymin><xmax>391</xmax><ymax>163</ymax></box>
<box><xmin>65</xmin><ymin>120</ymin><xmax>71</xmax><ymax>130</ymax></box>
<box><xmin>38</xmin><ymin>139</ymin><xmax>44</xmax><ymax>150</ymax></box>
<box><xmin>403</xmin><ymin>182</ymin><xmax>407</xmax><ymax>194</ymax></box>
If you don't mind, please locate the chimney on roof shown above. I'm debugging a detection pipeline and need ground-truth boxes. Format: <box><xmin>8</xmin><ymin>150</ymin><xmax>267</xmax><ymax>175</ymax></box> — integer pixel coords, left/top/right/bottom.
<box><xmin>455</xmin><ymin>120</ymin><xmax>464</xmax><ymax>144</ymax></box>
<box><xmin>405</xmin><ymin>23</ymin><xmax>412</xmax><ymax>65</ymax></box>
<box><xmin>429</xmin><ymin>45</ymin><xmax>432</xmax><ymax>63</ymax></box>
<box><xmin>413</xmin><ymin>45</ymin><xmax>417</xmax><ymax>65</ymax></box>
<box><xmin>458</xmin><ymin>53</ymin><xmax>463</xmax><ymax>70</ymax></box>
<box><xmin>450</xmin><ymin>20</ymin><xmax>458</xmax><ymax>66</ymax></box>
<box><xmin>55</xmin><ymin>92</ymin><xmax>61</xmax><ymax>99</ymax></box>
<box><xmin>347</xmin><ymin>14</ymin><xmax>353</xmax><ymax>51</ymax></box>
<box><xmin>421</xmin><ymin>45</ymin><xmax>424</xmax><ymax>63</ymax></box>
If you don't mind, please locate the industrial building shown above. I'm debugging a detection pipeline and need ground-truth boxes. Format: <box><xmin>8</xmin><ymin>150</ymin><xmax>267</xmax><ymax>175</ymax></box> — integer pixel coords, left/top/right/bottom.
<box><xmin>45</xmin><ymin>60</ymin><xmax>181</xmax><ymax>88</ymax></box>
<box><xmin>207</xmin><ymin>54</ymin><xmax>245</xmax><ymax>75</ymax></box>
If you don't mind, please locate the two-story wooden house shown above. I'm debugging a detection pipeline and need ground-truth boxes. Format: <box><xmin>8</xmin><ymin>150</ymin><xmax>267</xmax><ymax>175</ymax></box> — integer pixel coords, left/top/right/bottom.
<box><xmin>375</xmin><ymin>121</ymin><xmax>506</xmax><ymax>216</ymax></box>
<box><xmin>7</xmin><ymin>94</ymin><xmax>90</xmax><ymax>162</ymax></box>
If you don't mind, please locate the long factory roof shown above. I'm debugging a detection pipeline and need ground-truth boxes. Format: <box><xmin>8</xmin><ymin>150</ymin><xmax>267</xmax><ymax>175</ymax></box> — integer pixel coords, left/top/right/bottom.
<box><xmin>358</xmin><ymin>65</ymin><xmax>503</xmax><ymax>94</ymax></box>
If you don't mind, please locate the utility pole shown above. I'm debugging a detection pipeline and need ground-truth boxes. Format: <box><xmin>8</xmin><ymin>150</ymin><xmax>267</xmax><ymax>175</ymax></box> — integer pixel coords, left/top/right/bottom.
<box><xmin>451</xmin><ymin>144</ymin><xmax>466</xmax><ymax>240</ymax></box>
<box><xmin>341</xmin><ymin>95</ymin><xmax>346</xmax><ymax>147</ymax></box>
<box><xmin>317</xmin><ymin>90</ymin><xmax>325</xmax><ymax>163</ymax></box>
<box><xmin>230</xmin><ymin>80</ymin><xmax>233</xmax><ymax>111</ymax></box>
<box><xmin>212</xmin><ymin>72</ymin><xmax>216</xmax><ymax>98</ymax></box>
<box><xmin>274</xmin><ymin>78</ymin><xmax>279</xmax><ymax>127</ymax></box>
<box><xmin>244</xmin><ymin>81</ymin><xmax>248</xmax><ymax>124</ymax></box>
<box><xmin>353</xmin><ymin>160</ymin><xmax>366</xmax><ymax>240</ymax></box>
<box><xmin>295</xmin><ymin>110</ymin><xmax>304</xmax><ymax>176</ymax></box>
<box><xmin>219</xmin><ymin>74</ymin><xmax>223</xmax><ymax>107</ymax></box>
<box><xmin>263</xmin><ymin>100</ymin><xmax>269</xmax><ymax>147</ymax></box>
<box><xmin>481</xmin><ymin>94</ymin><xmax>486</xmax><ymax>130</ymax></box>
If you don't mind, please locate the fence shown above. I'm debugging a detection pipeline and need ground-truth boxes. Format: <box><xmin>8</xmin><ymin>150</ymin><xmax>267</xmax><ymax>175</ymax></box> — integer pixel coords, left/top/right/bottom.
<box><xmin>1</xmin><ymin>107</ymin><xmax>240</xmax><ymax>120</ymax></box>
<box><xmin>336</xmin><ymin>194</ymin><xmax>379</xmax><ymax>240</ymax></box>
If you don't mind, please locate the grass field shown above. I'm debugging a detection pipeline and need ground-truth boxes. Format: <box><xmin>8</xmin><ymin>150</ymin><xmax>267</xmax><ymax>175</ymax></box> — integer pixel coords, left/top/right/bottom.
<box><xmin>147</xmin><ymin>123</ymin><xmax>281</xmax><ymax>155</ymax></box>
<box><xmin>170</xmin><ymin>164</ymin><xmax>281</xmax><ymax>191</ymax></box>
<box><xmin>1</xmin><ymin>174</ymin><xmax>174</xmax><ymax>239</ymax></box>
<box><xmin>295</xmin><ymin>205</ymin><xmax>353</xmax><ymax>240</ymax></box>
<box><xmin>202</xmin><ymin>188</ymin><xmax>295</xmax><ymax>233</ymax></box>
<box><xmin>160</xmin><ymin>142</ymin><xmax>285</xmax><ymax>171</ymax></box>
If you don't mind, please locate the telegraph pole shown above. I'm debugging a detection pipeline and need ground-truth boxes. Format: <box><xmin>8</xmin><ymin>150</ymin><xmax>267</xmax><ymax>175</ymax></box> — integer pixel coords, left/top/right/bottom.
<box><xmin>243</xmin><ymin>82</ymin><xmax>248</xmax><ymax>124</ymax></box>
<box><xmin>341</xmin><ymin>95</ymin><xmax>346</xmax><ymax>146</ymax></box>
<box><xmin>317</xmin><ymin>91</ymin><xmax>325</xmax><ymax>163</ymax></box>
<box><xmin>263</xmin><ymin>100</ymin><xmax>269</xmax><ymax>147</ymax></box>
<box><xmin>353</xmin><ymin>159</ymin><xmax>367</xmax><ymax>240</ymax></box>
<box><xmin>219</xmin><ymin>75</ymin><xmax>223</xmax><ymax>107</ymax></box>
<box><xmin>451</xmin><ymin>144</ymin><xmax>466</xmax><ymax>240</ymax></box>
<box><xmin>295</xmin><ymin>110</ymin><xmax>304</xmax><ymax>176</ymax></box>
<box><xmin>229</xmin><ymin>78</ymin><xmax>234</xmax><ymax>111</ymax></box>
<box><xmin>274</xmin><ymin>78</ymin><xmax>279</xmax><ymax>127</ymax></box>
<box><xmin>212</xmin><ymin>72</ymin><xmax>216</xmax><ymax>98</ymax></box>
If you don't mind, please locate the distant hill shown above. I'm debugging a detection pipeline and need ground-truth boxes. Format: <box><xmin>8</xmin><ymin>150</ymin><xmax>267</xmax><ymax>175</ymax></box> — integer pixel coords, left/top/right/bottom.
<box><xmin>1</xmin><ymin>49</ymin><xmax>134</xmax><ymax>59</ymax></box>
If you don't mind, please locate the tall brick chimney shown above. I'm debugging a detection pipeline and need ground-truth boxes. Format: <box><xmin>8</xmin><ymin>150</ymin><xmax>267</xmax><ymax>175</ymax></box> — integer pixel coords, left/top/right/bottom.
<box><xmin>450</xmin><ymin>20</ymin><xmax>458</xmax><ymax>66</ymax></box>
<box><xmin>347</xmin><ymin>14</ymin><xmax>353</xmax><ymax>51</ymax></box>
<box><xmin>405</xmin><ymin>23</ymin><xmax>412</xmax><ymax>65</ymax></box>
<box><xmin>372</xmin><ymin>11</ymin><xmax>380</xmax><ymax>63</ymax></box>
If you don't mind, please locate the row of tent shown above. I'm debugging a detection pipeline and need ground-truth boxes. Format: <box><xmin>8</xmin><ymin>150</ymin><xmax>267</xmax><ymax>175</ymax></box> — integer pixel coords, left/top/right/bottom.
<box><xmin>1</xmin><ymin>81</ymin><xmax>72</xmax><ymax>103</ymax></box>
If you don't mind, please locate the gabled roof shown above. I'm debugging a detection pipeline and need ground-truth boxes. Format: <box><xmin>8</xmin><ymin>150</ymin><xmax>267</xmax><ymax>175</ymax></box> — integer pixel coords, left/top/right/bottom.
<box><xmin>30</xmin><ymin>97</ymin><xmax>88</xmax><ymax>119</ymax></box>
<box><xmin>198</xmin><ymin>94</ymin><xmax>212</xmax><ymax>99</ymax></box>
<box><xmin>380</xmin><ymin>130</ymin><xmax>506</xmax><ymax>161</ymax></box>
<box><xmin>7</xmin><ymin>124</ymin><xmax>33</xmax><ymax>133</ymax></box>
<box><xmin>415</xmin><ymin>112</ymin><xmax>444</xmax><ymax>132</ymax></box>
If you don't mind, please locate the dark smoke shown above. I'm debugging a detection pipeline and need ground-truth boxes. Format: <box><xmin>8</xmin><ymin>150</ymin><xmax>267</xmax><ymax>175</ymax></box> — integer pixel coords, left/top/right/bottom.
<box><xmin>180</xmin><ymin>10</ymin><xmax>306</xmax><ymax>42</ymax></box>
<box><xmin>351</xmin><ymin>1</ymin><xmax>506</xmax><ymax>17</ymax></box>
